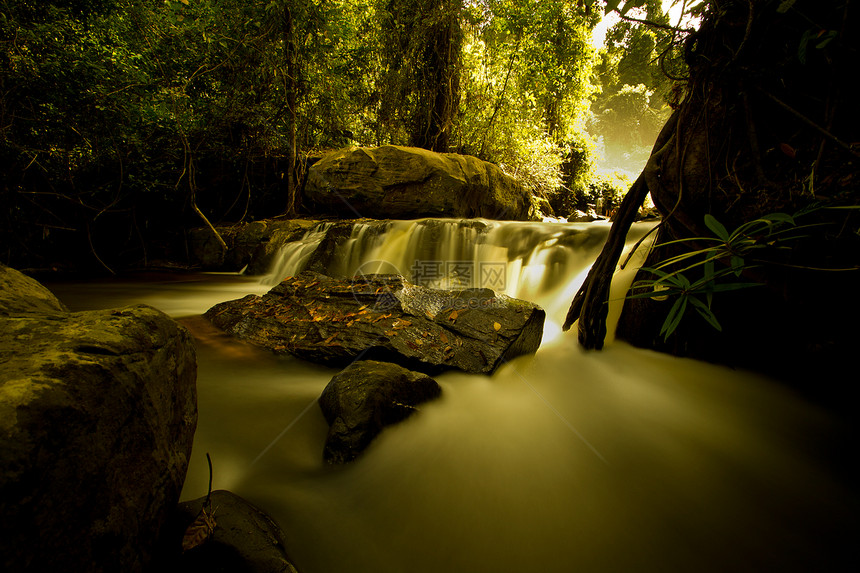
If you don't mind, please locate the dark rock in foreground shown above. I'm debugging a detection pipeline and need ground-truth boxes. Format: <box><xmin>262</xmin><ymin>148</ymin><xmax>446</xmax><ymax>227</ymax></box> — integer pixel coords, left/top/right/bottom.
<box><xmin>153</xmin><ymin>490</ymin><xmax>298</xmax><ymax>573</ymax></box>
<box><xmin>204</xmin><ymin>270</ymin><xmax>545</xmax><ymax>374</ymax></box>
<box><xmin>0</xmin><ymin>263</ymin><xmax>197</xmax><ymax>573</ymax></box>
<box><xmin>319</xmin><ymin>360</ymin><xmax>441</xmax><ymax>464</ymax></box>
<box><xmin>305</xmin><ymin>145</ymin><xmax>533</xmax><ymax>220</ymax></box>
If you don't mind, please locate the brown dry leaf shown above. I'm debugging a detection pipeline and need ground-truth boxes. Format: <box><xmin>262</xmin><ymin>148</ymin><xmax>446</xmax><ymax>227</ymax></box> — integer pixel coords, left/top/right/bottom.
<box><xmin>425</xmin><ymin>310</ymin><xmax>435</xmax><ymax>320</ymax></box>
<box><xmin>493</xmin><ymin>322</ymin><xmax>501</xmax><ymax>331</ymax></box>
<box><xmin>448</xmin><ymin>310</ymin><xmax>459</xmax><ymax>321</ymax></box>
<box><xmin>385</xmin><ymin>331</ymin><xmax>397</xmax><ymax>337</ymax></box>
<box><xmin>182</xmin><ymin>506</ymin><xmax>216</xmax><ymax>553</ymax></box>
<box><xmin>358</xmin><ymin>304</ymin><xmax>368</xmax><ymax>311</ymax></box>
<box><xmin>779</xmin><ymin>143</ymin><xmax>797</xmax><ymax>159</ymax></box>
<box><xmin>439</xmin><ymin>331</ymin><xmax>449</xmax><ymax>344</ymax></box>
<box><xmin>322</xmin><ymin>333</ymin><xmax>339</xmax><ymax>345</ymax></box>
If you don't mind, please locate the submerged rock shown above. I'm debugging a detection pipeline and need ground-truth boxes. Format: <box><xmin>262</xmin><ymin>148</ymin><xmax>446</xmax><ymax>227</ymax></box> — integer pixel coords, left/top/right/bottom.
<box><xmin>204</xmin><ymin>270</ymin><xmax>545</xmax><ymax>374</ymax></box>
<box><xmin>0</xmin><ymin>263</ymin><xmax>197</xmax><ymax>573</ymax></box>
<box><xmin>305</xmin><ymin>145</ymin><xmax>533</xmax><ymax>220</ymax></box>
<box><xmin>153</xmin><ymin>490</ymin><xmax>298</xmax><ymax>573</ymax></box>
<box><xmin>319</xmin><ymin>360</ymin><xmax>441</xmax><ymax>464</ymax></box>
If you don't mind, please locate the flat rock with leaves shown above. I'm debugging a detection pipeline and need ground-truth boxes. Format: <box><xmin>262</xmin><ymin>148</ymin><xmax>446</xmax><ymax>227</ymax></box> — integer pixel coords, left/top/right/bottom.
<box><xmin>204</xmin><ymin>270</ymin><xmax>545</xmax><ymax>374</ymax></box>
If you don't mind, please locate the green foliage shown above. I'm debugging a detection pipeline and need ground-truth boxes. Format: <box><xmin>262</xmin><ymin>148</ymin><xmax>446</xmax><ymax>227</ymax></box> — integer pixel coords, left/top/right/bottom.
<box><xmin>455</xmin><ymin>0</ymin><xmax>599</xmax><ymax>193</ymax></box>
<box><xmin>0</xmin><ymin>0</ymin><xmax>698</xmax><ymax>268</ymax></box>
<box><xmin>588</xmin><ymin>0</ymin><xmax>684</xmax><ymax>173</ymax></box>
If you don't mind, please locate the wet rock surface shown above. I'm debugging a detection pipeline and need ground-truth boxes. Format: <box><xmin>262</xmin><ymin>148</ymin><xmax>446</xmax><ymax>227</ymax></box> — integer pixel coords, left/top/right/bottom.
<box><xmin>189</xmin><ymin>219</ymin><xmax>319</xmax><ymax>273</ymax></box>
<box><xmin>0</xmin><ymin>263</ymin><xmax>197</xmax><ymax>573</ymax></box>
<box><xmin>204</xmin><ymin>270</ymin><xmax>545</xmax><ymax>374</ymax></box>
<box><xmin>319</xmin><ymin>360</ymin><xmax>441</xmax><ymax>464</ymax></box>
<box><xmin>153</xmin><ymin>490</ymin><xmax>298</xmax><ymax>573</ymax></box>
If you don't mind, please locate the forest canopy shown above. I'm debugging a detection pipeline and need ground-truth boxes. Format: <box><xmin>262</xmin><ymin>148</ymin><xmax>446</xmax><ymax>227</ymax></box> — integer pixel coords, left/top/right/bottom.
<box><xmin>0</xmin><ymin>0</ymin><xmax>685</xmax><ymax>270</ymax></box>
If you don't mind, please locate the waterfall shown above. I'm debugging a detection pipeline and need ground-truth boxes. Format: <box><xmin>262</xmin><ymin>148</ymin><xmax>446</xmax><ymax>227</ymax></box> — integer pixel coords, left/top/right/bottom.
<box><xmin>263</xmin><ymin>218</ymin><xmax>656</xmax><ymax>336</ymax></box>
<box><xmin>264</xmin><ymin>222</ymin><xmax>334</xmax><ymax>286</ymax></box>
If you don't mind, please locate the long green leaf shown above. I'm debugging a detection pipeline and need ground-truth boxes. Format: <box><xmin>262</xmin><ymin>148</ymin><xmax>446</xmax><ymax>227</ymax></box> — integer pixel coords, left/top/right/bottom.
<box><xmin>660</xmin><ymin>296</ymin><xmax>688</xmax><ymax>340</ymax></box>
<box><xmin>759</xmin><ymin>212</ymin><xmax>796</xmax><ymax>225</ymax></box>
<box><xmin>731</xmin><ymin>255</ymin><xmax>744</xmax><ymax>277</ymax></box>
<box><xmin>689</xmin><ymin>297</ymin><xmax>723</xmax><ymax>331</ymax></box>
<box><xmin>704</xmin><ymin>214</ymin><xmax>730</xmax><ymax>242</ymax></box>
<box><xmin>705</xmin><ymin>281</ymin><xmax>763</xmax><ymax>293</ymax></box>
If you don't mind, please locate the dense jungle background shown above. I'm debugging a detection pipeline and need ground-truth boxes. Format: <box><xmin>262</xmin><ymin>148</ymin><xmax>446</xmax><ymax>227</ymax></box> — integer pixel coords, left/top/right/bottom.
<box><xmin>1</xmin><ymin>0</ymin><xmax>681</xmax><ymax>271</ymax></box>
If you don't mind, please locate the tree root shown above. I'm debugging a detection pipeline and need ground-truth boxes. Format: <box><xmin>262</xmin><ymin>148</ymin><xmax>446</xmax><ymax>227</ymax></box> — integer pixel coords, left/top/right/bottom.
<box><xmin>563</xmin><ymin>110</ymin><xmax>680</xmax><ymax>349</ymax></box>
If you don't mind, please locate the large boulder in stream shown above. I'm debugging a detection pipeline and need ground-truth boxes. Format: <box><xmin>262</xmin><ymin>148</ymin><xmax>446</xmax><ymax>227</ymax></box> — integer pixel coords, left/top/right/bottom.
<box><xmin>305</xmin><ymin>145</ymin><xmax>533</xmax><ymax>220</ymax></box>
<box><xmin>319</xmin><ymin>360</ymin><xmax>441</xmax><ymax>464</ymax></box>
<box><xmin>0</xmin><ymin>263</ymin><xmax>197</xmax><ymax>573</ymax></box>
<box><xmin>204</xmin><ymin>270</ymin><xmax>545</xmax><ymax>374</ymax></box>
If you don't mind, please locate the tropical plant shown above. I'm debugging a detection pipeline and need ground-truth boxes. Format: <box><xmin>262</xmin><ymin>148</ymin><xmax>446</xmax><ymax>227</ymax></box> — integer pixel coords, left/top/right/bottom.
<box><xmin>627</xmin><ymin>205</ymin><xmax>857</xmax><ymax>340</ymax></box>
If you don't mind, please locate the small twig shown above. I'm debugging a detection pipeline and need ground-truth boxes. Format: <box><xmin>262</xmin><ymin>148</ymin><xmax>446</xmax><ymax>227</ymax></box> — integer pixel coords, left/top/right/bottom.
<box><xmin>616</xmin><ymin>13</ymin><xmax>693</xmax><ymax>34</ymax></box>
<box><xmin>758</xmin><ymin>89</ymin><xmax>860</xmax><ymax>157</ymax></box>
<box><xmin>204</xmin><ymin>452</ymin><xmax>213</xmax><ymax>512</ymax></box>
<box><xmin>742</xmin><ymin>89</ymin><xmax>767</xmax><ymax>185</ymax></box>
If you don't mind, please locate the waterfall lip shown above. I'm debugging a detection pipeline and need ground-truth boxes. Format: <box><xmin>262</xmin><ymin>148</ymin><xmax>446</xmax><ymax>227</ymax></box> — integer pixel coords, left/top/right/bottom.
<box><xmin>257</xmin><ymin>218</ymin><xmax>657</xmax><ymax>335</ymax></box>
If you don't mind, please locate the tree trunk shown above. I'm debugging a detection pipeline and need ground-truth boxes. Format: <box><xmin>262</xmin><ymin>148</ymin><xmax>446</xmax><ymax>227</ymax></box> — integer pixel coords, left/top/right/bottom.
<box><xmin>569</xmin><ymin>0</ymin><xmax>859</xmax><ymax>396</ymax></box>
<box><xmin>283</xmin><ymin>4</ymin><xmax>298</xmax><ymax>216</ymax></box>
<box><xmin>410</xmin><ymin>0</ymin><xmax>462</xmax><ymax>152</ymax></box>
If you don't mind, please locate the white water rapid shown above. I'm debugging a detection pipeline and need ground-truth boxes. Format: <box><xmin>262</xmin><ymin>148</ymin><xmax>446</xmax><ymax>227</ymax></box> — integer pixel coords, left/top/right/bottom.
<box><xmin>45</xmin><ymin>219</ymin><xmax>855</xmax><ymax>573</ymax></box>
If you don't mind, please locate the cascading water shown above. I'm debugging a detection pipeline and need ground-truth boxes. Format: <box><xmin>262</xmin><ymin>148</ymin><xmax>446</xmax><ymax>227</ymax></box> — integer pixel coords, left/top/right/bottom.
<box><xmin>44</xmin><ymin>219</ymin><xmax>856</xmax><ymax>573</ymax></box>
<box><xmin>264</xmin><ymin>218</ymin><xmax>652</xmax><ymax>340</ymax></box>
<box><xmin>264</xmin><ymin>222</ymin><xmax>335</xmax><ymax>286</ymax></box>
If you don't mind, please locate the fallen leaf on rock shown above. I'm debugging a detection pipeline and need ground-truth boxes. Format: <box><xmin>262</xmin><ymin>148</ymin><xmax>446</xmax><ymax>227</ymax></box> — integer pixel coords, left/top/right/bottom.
<box><xmin>182</xmin><ymin>506</ymin><xmax>216</xmax><ymax>553</ymax></box>
<box><xmin>322</xmin><ymin>333</ymin><xmax>339</xmax><ymax>345</ymax></box>
<box><xmin>493</xmin><ymin>322</ymin><xmax>501</xmax><ymax>331</ymax></box>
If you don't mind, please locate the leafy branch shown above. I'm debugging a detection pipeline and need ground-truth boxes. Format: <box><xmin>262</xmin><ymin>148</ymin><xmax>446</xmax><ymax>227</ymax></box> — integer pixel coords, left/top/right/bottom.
<box><xmin>628</xmin><ymin>205</ymin><xmax>857</xmax><ymax>340</ymax></box>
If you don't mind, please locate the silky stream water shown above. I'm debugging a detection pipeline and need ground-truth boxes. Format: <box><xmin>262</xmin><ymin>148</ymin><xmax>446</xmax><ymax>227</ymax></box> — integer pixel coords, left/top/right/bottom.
<box><xmin>45</xmin><ymin>219</ymin><xmax>856</xmax><ymax>573</ymax></box>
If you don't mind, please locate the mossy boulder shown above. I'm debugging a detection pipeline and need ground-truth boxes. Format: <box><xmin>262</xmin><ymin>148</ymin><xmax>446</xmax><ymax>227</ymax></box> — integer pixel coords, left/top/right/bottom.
<box><xmin>0</xmin><ymin>263</ymin><xmax>197</xmax><ymax>573</ymax></box>
<box><xmin>305</xmin><ymin>145</ymin><xmax>533</xmax><ymax>220</ymax></box>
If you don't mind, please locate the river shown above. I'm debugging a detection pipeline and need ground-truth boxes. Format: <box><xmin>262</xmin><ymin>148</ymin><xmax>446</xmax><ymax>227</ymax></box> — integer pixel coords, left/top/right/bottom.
<box><xmin>45</xmin><ymin>219</ymin><xmax>856</xmax><ymax>573</ymax></box>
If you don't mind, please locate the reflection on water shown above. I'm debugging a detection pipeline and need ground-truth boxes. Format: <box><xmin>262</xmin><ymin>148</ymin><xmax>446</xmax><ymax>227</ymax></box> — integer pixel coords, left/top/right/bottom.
<box><xmin>44</xmin><ymin>265</ymin><xmax>856</xmax><ymax>573</ymax></box>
